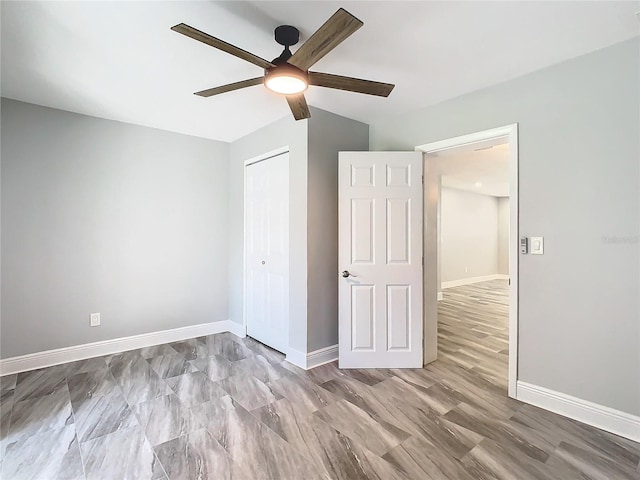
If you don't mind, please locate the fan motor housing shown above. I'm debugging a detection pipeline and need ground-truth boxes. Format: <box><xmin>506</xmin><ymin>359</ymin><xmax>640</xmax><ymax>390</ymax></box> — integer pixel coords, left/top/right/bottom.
<box><xmin>275</xmin><ymin>25</ymin><xmax>300</xmax><ymax>47</ymax></box>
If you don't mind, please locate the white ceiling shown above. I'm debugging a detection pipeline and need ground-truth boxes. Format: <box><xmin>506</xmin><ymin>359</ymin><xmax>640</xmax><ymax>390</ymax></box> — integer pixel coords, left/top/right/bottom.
<box><xmin>433</xmin><ymin>142</ymin><xmax>510</xmax><ymax>197</ymax></box>
<box><xmin>2</xmin><ymin>1</ymin><xmax>639</xmax><ymax>142</ymax></box>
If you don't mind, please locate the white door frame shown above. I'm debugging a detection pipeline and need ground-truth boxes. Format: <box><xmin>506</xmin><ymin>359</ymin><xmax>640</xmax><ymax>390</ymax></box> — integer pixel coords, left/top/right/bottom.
<box><xmin>243</xmin><ymin>146</ymin><xmax>290</xmax><ymax>346</ymax></box>
<box><xmin>416</xmin><ymin>124</ymin><xmax>519</xmax><ymax>398</ymax></box>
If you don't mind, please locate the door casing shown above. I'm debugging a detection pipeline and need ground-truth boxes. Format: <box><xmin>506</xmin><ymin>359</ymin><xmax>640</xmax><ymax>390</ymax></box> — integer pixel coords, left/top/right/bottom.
<box><xmin>416</xmin><ymin>124</ymin><xmax>519</xmax><ymax>398</ymax></box>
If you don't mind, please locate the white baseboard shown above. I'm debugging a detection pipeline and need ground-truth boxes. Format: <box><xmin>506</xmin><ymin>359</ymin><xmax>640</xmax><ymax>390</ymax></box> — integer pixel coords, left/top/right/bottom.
<box><xmin>286</xmin><ymin>344</ymin><xmax>339</xmax><ymax>370</ymax></box>
<box><xmin>441</xmin><ymin>274</ymin><xmax>509</xmax><ymax>289</ymax></box>
<box><xmin>516</xmin><ymin>381</ymin><xmax>640</xmax><ymax>442</ymax></box>
<box><xmin>0</xmin><ymin>320</ymin><xmax>232</xmax><ymax>376</ymax></box>
<box><xmin>225</xmin><ymin>320</ymin><xmax>246</xmax><ymax>338</ymax></box>
<box><xmin>307</xmin><ymin>345</ymin><xmax>339</xmax><ymax>369</ymax></box>
<box><xmin>285</xmin><ymin>348</ymin><xmax>307</xmax><ymax>369</ymax></box>
<box><xmin>0</xmin><ymin>318</ymin><xmax>337</xmax><ymax>376</ymax></box>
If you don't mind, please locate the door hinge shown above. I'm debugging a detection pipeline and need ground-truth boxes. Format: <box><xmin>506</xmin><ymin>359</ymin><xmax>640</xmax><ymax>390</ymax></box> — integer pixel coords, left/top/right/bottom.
<box><xmin>422</xmin><ymin>256</ymin><xmax>424</xmax><ymax>266</ymax></box>
<box><xmin>422</xmin><ymin>175</ymin><xmax>424</xmax><ymax>184</ymax></box>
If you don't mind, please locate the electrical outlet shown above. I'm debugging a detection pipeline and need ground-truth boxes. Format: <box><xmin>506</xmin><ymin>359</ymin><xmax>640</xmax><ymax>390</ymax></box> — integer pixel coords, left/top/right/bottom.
<box><xmin>90</xmin><ymin>313</ymin><xmax>100</xmax><ymax>327</ymax></box>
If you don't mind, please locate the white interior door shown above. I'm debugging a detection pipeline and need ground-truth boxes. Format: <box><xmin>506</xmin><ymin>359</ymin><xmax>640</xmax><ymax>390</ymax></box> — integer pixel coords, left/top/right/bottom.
<box><xmin>245</xmin><ymin>152</ymin><xmax>289</xmax><ymax>354</ymax></box>
<box><xmin>338</xmin><ymin>151</ymin><xmax>423</xmax><ymax>368</ymax></box>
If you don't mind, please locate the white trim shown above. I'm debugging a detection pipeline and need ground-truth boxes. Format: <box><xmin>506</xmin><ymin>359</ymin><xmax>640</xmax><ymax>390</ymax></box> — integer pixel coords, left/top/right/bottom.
<box><xmin>307</xmin><ymin>344</ymin><xmax>339</xmax><ymax>369</ymax></box>
<box><xmin>517</xmin><ymin>381</ymin><xmax>640</xmax><ymax>442</ymax></box>
<box><xmin>417</xmin><ymin>123</ymin><xmax>519</xmax><ymax>399</ymax></box>
<box><xmin>285</xmin><ymin>348</ymin><xmax>307</xmax><ymax>369</ymax></box>
<box><xmin>243</xmin><ymin>156</ymin><xmax>250</xmax><ymax>347</ymax></box>
<box><xmin>244</xmin><ymin>146</ymin><xmax>289</xmax><ymax>166</ymax></box>
<box><xmin>286</xmin><ymin>344</ymin><xmax>339</xmax><ymax>370</ymax></box>
<box><xmin>441</xmin><ymin>274</ymin><xmax>509</xmax><ymax>289</ymax></box>
<box><xmin>226</xmin><ymin>320</ymin><xmax>246</xmax><ymax>339</ymax></box>
<box><xmin>0</xmin><ymin>321</ymin><xmax>233</xmax><ymax>376</ymax></box>
<box><xmin>437</xmin><ymin>292</ymin><xmax>444</xmax><ymax>301</ymax></box>
<box><xmin>507</xmin><ymin>124</ymin><xmax>519</xmax><ymax>400</ymax></box>
<box><xmin>415</xmin><ymin>126</ymin><xmax>510</xmax><ymax>153</ymax></box>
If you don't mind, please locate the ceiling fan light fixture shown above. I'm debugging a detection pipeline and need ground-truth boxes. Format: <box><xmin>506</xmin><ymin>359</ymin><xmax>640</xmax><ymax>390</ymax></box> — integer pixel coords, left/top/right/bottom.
<box><xmin>264</xmin><ymin>64</ymin><xmax>308</xmax><ymax>95</ymax></box>
<box><xmin>173</xmin><ymin>8</ymin><xmax>391</xmax><ymax>121</ymax></box>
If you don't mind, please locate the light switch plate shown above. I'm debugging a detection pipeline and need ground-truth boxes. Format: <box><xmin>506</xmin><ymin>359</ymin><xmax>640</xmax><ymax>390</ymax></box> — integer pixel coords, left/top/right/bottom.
<box><xmin>530</xmin><ymin>236</ymin><xmax>544</xmax><ymax>255</ymax></box>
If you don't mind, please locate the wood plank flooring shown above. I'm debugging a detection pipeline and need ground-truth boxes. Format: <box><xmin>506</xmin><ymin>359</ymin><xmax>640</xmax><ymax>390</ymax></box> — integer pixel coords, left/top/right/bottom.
<box><xmin>1</xmin><ymin>282</ymin><xmax>638</xmax><ymax>479</ymax></box>
<box><xmin>438</xmin><ymin>279</ymin><xmax>510</xmax><ymax>390</ymax></box>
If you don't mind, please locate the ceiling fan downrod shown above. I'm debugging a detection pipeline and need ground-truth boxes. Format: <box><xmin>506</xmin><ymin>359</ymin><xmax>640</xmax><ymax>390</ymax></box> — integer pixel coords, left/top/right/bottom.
<box><xmin>273</xmin><ymin>25</ymin><xmax>300</xmax><ymax>64</ymax></box>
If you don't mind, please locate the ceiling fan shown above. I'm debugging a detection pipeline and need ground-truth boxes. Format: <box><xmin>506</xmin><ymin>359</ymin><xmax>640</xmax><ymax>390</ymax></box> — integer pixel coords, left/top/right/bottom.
<box><xmin>171</xmin><ymin>8</ymin><xmax>394</xmax><ymax>120</ymax></box>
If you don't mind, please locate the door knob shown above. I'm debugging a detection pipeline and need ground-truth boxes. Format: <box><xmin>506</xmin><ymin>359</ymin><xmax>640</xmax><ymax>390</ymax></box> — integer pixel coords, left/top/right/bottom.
<box><xmin>341</xmin><ymin>270</ymin><xmax>357</xmax><ymax>278</ymax></box>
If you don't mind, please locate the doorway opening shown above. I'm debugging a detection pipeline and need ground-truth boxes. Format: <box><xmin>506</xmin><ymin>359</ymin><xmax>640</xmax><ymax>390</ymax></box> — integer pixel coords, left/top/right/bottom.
<box><xmin>417</xmin><ymin>124</ymin><xmax>518</xmax><ymax>397</ymax></box>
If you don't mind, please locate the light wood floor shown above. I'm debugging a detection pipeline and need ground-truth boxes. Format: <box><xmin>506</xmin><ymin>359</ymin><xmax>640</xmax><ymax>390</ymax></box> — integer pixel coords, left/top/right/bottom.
<box><xmin>1</xmin><ymin>282</ymin><xmax>639</xmax><ymax>479</ymax></box>
<box><xmin>438</xmin><ymin>279</ymin><xmax>510</xmax><ymax>390</ymax></box>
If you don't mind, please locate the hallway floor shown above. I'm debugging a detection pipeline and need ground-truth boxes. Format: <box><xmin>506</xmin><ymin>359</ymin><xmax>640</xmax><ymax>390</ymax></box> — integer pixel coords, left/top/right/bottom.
<box><xmin>1</xmin><ymin>299</ymin><xmax>639</xmax><ymax>479</ymax></box>
<box><xmin>438</xmin><ymin>279</ymin><xmax>509</xmax><ymax>390</ymax></box>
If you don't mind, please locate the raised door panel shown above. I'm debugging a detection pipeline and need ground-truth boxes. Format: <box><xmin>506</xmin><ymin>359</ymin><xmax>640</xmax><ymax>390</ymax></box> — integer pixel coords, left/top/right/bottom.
<box><xmin>351</xmin><ymin>285</ymin><xmax>375</xmax><ymax>351</ymax></box>
<box><xmin>387</xmin><ymin>285</ymin><xmax>411</xmax><ymax>351</ymax></box>
<box><xmin>386</xmin><ymin>198</ymin><xmax>411</xmax><ymax>264</ymax></box>
<box><xmin>351</xmin><ymin>199</ymin><xmax>375</xmax><ymax>264</ymax></box>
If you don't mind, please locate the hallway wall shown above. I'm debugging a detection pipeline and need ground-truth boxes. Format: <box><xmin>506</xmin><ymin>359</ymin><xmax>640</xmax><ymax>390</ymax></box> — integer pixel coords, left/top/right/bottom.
<box><xmin>441</xmin><ymin>187</ymin><xmax>499</xmax><ymax>282</ymax></box>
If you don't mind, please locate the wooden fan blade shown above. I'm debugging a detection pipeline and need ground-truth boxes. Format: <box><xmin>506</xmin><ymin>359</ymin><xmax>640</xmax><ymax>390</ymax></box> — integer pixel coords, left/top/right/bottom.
<box><xmin>286</xmin><ymin>94</ymin><xmax>311</xmax><ymax>120</ymax></box>
<box><xmin>288</xmin><ymin>8</ymin><xmax>363</xmax><ymax>71</ymax></box>
<box><xmin>309</xmin><ymin>72</ymin><xmax>394</xmax><ymax>97</ymax></box>
<box><xmin>195</xmin><ymin>77</ymin><xmax>264</xmax><ymax>97</ymax></box>
<box><xmin>172</xmin><ymin>23</ymin><xmax>274</xmax><ymax>69</ymax></box>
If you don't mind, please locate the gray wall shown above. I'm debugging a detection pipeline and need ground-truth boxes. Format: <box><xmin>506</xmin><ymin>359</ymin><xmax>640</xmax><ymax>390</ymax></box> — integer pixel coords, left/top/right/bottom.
<box><xmin>1</xmin><ymin>98</ymin><xmax>230</xmax><ymax>358</ymax></box>
<box><xmin>307</xmin><ymin>108</ymin><xmax>369</xmax><ymax>351</ymax></box>
<box><xmin>441</xmin><ymin>188</ymin><xmax>498</xmax><ymax>283</ymax></box>
<box><xmin>370</xmin><ymin>38</ymin><xmax>640</xmax><ymax>415</ymax></box>
<box><xmin>228</xmin><ymin>108</ymin><xmax>368</xmax><ymax>354</ymax></box>
<box><xmin>497</xmin><ymin>197</ymin><xmax>510</xmax><ymax>275</ymax></box>
<box><xmin>229</xmin><ymin>114</ymin><xmax>309</xmax><ymax>353</ymax></box>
